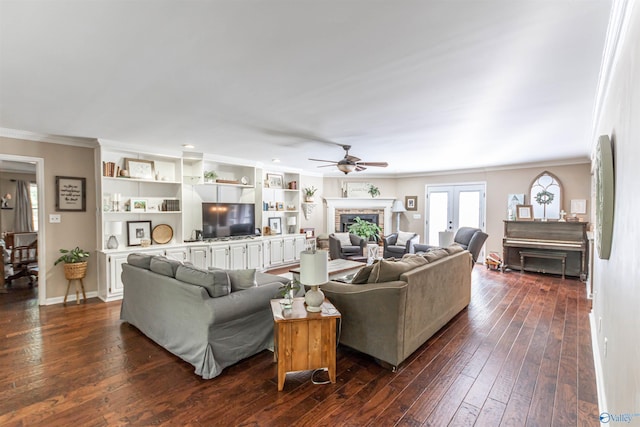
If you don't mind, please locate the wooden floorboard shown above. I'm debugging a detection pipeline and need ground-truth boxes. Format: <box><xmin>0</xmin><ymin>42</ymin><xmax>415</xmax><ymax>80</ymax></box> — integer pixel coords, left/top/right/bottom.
<box><xmin>0</xmin><ymin>269</ymin><xmax>599</xmax><ymax>426</ymax></box>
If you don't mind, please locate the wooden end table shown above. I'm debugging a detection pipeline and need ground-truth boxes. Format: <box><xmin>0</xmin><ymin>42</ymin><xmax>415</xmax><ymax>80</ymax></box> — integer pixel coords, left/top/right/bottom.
<box><xmin>270</xmin><ymin>297</ymin><xmax>341</xmax><ymax>391</ymax></box>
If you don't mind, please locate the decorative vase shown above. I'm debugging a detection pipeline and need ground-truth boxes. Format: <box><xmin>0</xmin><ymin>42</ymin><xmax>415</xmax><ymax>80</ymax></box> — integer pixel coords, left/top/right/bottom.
<box><xmin>280</xmin><ymin>289</ymin><xmax>294</xmax><ymax>309</ymax></box>
<box><xmin>305</xmin><ymin>196</ymin><xmax>314</xmax><ymax>203</ymax></box>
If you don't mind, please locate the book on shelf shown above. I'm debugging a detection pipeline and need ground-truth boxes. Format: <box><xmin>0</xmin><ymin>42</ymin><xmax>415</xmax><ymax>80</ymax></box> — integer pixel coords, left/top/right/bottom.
<box><xmin>102</xmin><ymin>161</ymin><xmax>120</xmax><ymax>177</ymax></box>
<box><xmin>162</xmin><ymin>199</ymin><xmax>180</xmax><ymax>212</ymax></box>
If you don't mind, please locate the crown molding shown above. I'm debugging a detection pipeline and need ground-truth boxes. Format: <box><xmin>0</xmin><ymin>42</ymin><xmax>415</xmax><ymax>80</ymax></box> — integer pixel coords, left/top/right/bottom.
<box><xmin>0</xmin><ymin>127</ymin><xmax>98</xmax><ymax>148</ymax></box>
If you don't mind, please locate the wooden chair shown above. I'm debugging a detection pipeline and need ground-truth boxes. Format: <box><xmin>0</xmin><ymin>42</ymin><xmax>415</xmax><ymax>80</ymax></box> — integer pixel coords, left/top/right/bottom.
<box><xmin>6</xmin><ymin>240</ymin><xmax>38</xmax><ymax>286</ymax></box>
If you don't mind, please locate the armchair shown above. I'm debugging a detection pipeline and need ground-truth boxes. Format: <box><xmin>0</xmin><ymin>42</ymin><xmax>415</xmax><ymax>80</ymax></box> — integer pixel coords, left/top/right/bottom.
<box><xmin>414</xmin><ymin>227</ymin><xmax>488</xmax><ymax>264</ymax></box>
<box><xmin>329</xmin><ymin>233</ymin><xmax>367</xmax><ymax>260</ymax></box>
<box><xmin>383</xmin><ymin>231</ymin><xmax>419</xmax><ymax>258</ymax></box>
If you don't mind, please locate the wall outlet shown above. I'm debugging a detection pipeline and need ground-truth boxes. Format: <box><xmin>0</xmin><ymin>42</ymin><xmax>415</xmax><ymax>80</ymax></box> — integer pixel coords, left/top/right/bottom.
<box><xmin>49</xmin><ymin>214</ymin><xmax>61</xmax><ymax>223</ymax></box>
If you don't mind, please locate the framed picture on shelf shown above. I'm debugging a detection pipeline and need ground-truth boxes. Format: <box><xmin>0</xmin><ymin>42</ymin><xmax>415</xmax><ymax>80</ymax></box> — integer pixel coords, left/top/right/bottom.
<box><xmin>301</xmin><ymin>227</ymin><xmax>315</xmax><ymax>238</ymax></box>
<box><xmin>130</xmin><ymin>199</ymin><xmax>147</xmax><ymax>212</ymax></box>
<box><xmin>405</xmin><ymin>196</ymin><xmax>417</xmax><ymax>211</ymax></box>
<box><xmin>268</xmin><ymin>217</ymin><xmax>282</xmax><ymax>235</ymax></box>
<box><xmin>126</xmin><ymin>220</ymin><xmax>152</xmax><ymax>246</ymax></box>
<box><xmin>55</xmin><ymin>176</ymin><xmax>86</xmax><ymax>212</ymax></box>
<box><xmin>266</xmin><ymin>173</ymin><xmax>283</xmax><ymax>189</ymax></box>
<box><xmin>516</xmin><ymin>204</ymin><xmax>534</xmax><ymax>221</ymax></box>
<box><xmin>125</xmin><ymin>158</ymin><xmax>155</xmax><ymax>180</ymax></box>
<box><xmin>276</xmin><ymin>202</ymin><xmax>284</xmax><ymax>211</ymax></box>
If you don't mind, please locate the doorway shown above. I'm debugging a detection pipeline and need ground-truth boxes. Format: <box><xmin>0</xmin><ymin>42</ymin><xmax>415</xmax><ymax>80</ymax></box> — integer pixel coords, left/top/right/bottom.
<box><xmin>0</xmin><ymin>154</ymin><xmax>46</xmax><ymax>305</ymax></box>
<box><xmin>424</xmin><ymin>183</ymin><xmax>486</xmax><ymax>251</ymax></box>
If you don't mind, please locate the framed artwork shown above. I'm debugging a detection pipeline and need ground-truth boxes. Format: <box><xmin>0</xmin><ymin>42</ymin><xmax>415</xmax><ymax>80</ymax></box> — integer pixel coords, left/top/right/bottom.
<box><xmin>268</xmin><ymin>217</ymin><xmax>282</xmax><ymax>235</ymax></box>
<box><xmin>346</xmin><ymin>182</ymin><xmax>371</xmax><ymax>198</ymax></box>
<box><xmin>570</xmin><ymin>199</ymin><xmax>587</xmax><ymax>215</ymax></box>
<box><xmin>301</xmin><ymin>227</ymin><xmax>315</xmax><ymax>238</ymax></box>
<box><xmin>266</xmin><ymin>173</ymin><xmax>283</xmax><ymax>189</ymax></box>
<box><xmin>55</xmin><ymin>176</ymin><xmax>86</xmax><ymax>212</ymax></box>
<box><xmin>508</xmin><ymin>194</ymin><xmax>525</xmax><ymax>220</ymax></box>
<box><xmin>125</xmin><ymin>158</ymin><xmax>155</xmax><ymax>180</ymax></box>
<box><xmin>405</xmin><ymin>196</ymin><xmax>417</xmax><ymax>211</ymax></box>
<box><xmin>126</xmin><ymin>220</ymin><xmax>152</xmax><ymax>246</ymax></box>
<box><xmin>516</xmin><ymin>204</ymin><xmax>534</xmax><ymax>221</ymax></box>
<box><xmin>276</xmin><ymin>202</ymin><xmax>284</xmax><ymax>211</ymax></box>
<box><xmin>130</xmin><ymin>199</ymin><xmax>147</xmax><ymax>212</ymax></box>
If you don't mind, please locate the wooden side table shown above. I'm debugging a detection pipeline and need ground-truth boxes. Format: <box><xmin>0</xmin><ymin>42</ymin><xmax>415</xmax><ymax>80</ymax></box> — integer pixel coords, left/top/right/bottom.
<box><xmin>270</xmin><ymin>297</ymin><xmax>341</xmax><ymax>391</ymax></box>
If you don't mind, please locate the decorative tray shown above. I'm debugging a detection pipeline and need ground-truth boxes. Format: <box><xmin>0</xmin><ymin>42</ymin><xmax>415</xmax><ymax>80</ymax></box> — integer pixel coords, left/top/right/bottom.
<box><xmin>152</xmin><ymin>224</ymin><xmax>173</xmax><ymax>244</ymax></box>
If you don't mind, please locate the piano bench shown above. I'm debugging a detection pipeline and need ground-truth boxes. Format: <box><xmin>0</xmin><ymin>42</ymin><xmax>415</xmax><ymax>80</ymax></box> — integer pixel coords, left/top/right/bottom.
<box><xmin>519</xmin><ymin>250</ymin><xmax>567</xmax><ymax>279</ymax></box>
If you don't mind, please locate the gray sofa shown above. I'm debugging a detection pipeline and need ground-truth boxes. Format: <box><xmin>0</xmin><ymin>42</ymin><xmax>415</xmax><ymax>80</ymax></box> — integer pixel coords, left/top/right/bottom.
<box><xmin>120</xmin><ymin>253</ymin><xmax>288</xmax><ymax>379</ymax></box>
<box><xmin>321</xmin><ymin>248</ymin><xmax>472</xmax><ymax>369</ymax></box>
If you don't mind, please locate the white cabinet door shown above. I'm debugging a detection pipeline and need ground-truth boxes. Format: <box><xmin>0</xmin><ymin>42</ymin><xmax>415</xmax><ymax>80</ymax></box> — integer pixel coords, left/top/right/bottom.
<box><xmin>108</xmin><ymin>253</ymin><xmax>129</xmax><ymax>299</ymax></box>
<box><xmin>247</xmin><ymin>241</ymin><xmax>263</xmax><ymax>270</ymax></box>
<box><xmin>211</xmin><ymin>245</ymin><xmax>230</xmax><ymax>269</ymax></box>
<box><xmin>270</xmin><ymin>238</ymin><xmax>284</xmax><ymax>265</ymax></box>
<box><xmin>189</xmin><ymin>246</ymin><xmax>209</xmax><ymax>269</ymax></box>
<box><xmin>229</xmin><ymin>243</ymin><xmax>247</xmax><ymax>270</ymax></box>
<box><xmin>165</xmin><ymin>247</ymin><xmax>188</xmax><ymax>262</ymax></box>
<box><xmin>283</xmin><ymin>237</ymin><xmax>295</xmax><ymax>263</ymax></box>
<box><xmin>293</xmin><ymin>235</ymin><xmax>307</xmax><ymax>261</ymax></box>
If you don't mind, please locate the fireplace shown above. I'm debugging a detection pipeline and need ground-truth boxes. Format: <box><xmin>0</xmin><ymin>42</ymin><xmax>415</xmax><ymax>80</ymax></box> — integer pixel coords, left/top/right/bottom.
<box><xmin>324</xmin><ymin>198</ymin><xmax>395</xmax><ymax>237</ymax></box>
<box><xmin>340</xmin><ymin>214</ymin><xmax>379</xmax><ymax>232</ymax></box>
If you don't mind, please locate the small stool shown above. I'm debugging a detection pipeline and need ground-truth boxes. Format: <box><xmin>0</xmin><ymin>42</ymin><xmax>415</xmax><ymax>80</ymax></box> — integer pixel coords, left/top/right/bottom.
<box><xmin>64</xmin><ymin>278</ymin><xmax>87</xmax><ymax>305</ymax></box>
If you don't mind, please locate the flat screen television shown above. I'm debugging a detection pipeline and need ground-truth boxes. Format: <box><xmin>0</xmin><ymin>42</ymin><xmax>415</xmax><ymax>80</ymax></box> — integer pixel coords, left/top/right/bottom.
<box><xmin>202</xmin><ymin>203</ymin><xmax>256</xmax><ymax>238</ymax></box>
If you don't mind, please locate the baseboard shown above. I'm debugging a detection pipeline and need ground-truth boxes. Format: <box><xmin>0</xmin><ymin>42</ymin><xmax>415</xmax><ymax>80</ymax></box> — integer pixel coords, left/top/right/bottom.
<box><xmin>45</xmin><ymin>291</ymin><xmax>98</xmax><ymax>305</ymax></box>
<box><xmin>589</xmin><ymin>311</ymin><xmax>607</xmax><ymax>416</ymax></box>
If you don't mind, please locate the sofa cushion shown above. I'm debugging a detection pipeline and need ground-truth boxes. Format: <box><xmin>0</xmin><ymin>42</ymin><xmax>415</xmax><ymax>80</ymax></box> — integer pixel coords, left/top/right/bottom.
<box><xmin>334</xmin><ymin>232</ymin><xmax>352</xmax><ymax>247</ymax></box>
<box><xmin>150</xmin><ymin>256</ymin><xmax>182</xmax><ymax>277</ymax></box>
<box><xmin>367</xmin><ymin>256</ymin><xmax>427</xmax><ymax>283</ymax></box>
<box><xmin>127</xmin><ymin>253</ymin><xmax>154</xmax><ymax>270</ymax></box>
<box><xmin>444</xmin><ymin>244</ymin><xmax>465</xmax><ymax>255</ymax></box>
<box><xmin>423</xmin><ymin>248</ymin><xmax>450</xmax><ymax>263</ymax></box>
<box><xmin>176</xmin><ymin>264</ymin><xmax>230</xmax><ymax>298</ymax></box>
<box><xmin>226</xmin><ymin>269</ymin><xmax>257</xmax><ymax>292</ymax></box>
<box><xmin>396</xmin><ymin>231</ymin><xmax>415</xmax><ymax>247</ymax></box>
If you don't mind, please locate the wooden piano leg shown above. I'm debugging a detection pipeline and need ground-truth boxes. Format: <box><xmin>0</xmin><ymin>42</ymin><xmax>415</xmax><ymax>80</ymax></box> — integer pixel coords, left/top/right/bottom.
<box><xmin>520</xmin><ymin>253</ymin><xmax>524</xmax><ymax>274</ymax></box>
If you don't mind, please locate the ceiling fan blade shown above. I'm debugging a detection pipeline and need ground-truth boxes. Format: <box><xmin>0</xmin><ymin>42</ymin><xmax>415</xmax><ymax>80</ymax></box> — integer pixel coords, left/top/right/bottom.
<box><xmin>308</xmin><ymin>158</ymin><xmax>337</xmax><ymax>163</ymax></box>
<box><xmin>317</xmin><ymin>164</ymin><xmax>337</xmax><ymax>168</ymax></box>
<box><xmin>345</xmin><ymin>155</ymin><xmax>361</xmax><ymax>162</ymax></box>
<box><xmin>356</xmin><ymin>165</ymin><xmax>367</xmax><ymax>172</ymax></box>
<box><xmin>357</xmin><ymin>161</ymin><xmax>388</xmax><ymax>167</ymax></box>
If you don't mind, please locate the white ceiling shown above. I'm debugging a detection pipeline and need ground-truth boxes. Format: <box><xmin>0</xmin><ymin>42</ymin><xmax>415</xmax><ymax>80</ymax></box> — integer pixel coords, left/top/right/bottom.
<box><xmin>0</xmin><ymin>1</ymin><xmax>612</xmax><ymax>176</ymax></box>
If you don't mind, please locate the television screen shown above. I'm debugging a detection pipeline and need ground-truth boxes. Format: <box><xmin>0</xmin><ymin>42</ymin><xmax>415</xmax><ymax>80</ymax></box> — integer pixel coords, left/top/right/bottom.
<box><xmin>202</xmin><ymin>203</ymin><xmax>256</xmax><ymax>238</ymax></box>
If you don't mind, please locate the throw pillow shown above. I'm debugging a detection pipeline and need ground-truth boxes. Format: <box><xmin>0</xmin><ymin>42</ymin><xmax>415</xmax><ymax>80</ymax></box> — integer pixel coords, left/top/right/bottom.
<box><xmin>213</xmin><ymin>268</ymin><xmax>257</xmax><ymax>292</ymax></box>
<box><xmin>334</xmin><ymin>232</ymin><xmax>352</xmax><ymax>247</ymax></box>
<box><xmin>127</xmin><ymin>253</ymin><xmax>154</xmax><ymax>270</ymax></box>
<box><xmin>395</xmin><ymin>231</ymin><xmax>415</xmax><ymax>247</ymax></box>
<box><xmin>367</xmin><ymin>256</ymin><xmax>427</xmax><ymax>283</ymax></box>
<box><xmin>149</xmin><ymin>256</ymin><xmax>182</xmax><ymax>277</ymax></box>
<box><xmin>176</xmin><ymin>264</ymin><xmax>230</xmax><ymax>298</ymax></box>
<box><xmin>351</xmin><ymin>263</ymin><xmax>376</xmax><ymax>284</ymax></box>
<box><xmin>423</xmin><ymin>248</ymin><xmax>449</xmax><ymax>263</ymax></box>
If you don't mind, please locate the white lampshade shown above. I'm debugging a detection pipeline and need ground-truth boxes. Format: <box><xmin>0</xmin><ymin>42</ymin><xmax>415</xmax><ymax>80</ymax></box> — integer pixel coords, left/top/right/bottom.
<box><xmin>287</xmin><ymin>216</ymin><xmax>297</xmax><ymax>226</ymax></box>
<box><xmin>105</xmin><ymin>221</ymin><xmax>123</xmax><ymax>235</ymax></box>
<box><xmin>392</xmin><ymin>200</ymin><xmax>406</xmax><ymax>213</ymax></box>
<box><xmin>300</xmin><ymin>251</ymin><xmax>328</xmax><ymax>285</ymax></box>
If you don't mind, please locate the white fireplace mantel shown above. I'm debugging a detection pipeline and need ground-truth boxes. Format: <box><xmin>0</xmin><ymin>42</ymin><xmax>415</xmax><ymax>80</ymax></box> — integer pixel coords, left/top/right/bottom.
<box><xmin>324</xmin><ymin>197</ymin><xmax>396</xmax><ymax>233</ymax></box>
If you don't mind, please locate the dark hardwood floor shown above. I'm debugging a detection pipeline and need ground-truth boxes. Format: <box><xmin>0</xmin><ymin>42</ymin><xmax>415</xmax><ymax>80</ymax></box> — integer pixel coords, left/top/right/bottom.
<box><xmin>1</xmin><ymin>268</ymin><xmax>599</xmax><ymax>426</ymax></box>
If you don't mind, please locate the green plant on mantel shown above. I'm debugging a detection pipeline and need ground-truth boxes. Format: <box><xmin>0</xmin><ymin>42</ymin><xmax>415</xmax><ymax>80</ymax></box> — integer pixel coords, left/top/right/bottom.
<box><xmin>204</xmin><ymin>170</ymin><xmax>218</xmax><ymax>182</ymax></box>
<box><xmin>54</xmin><ymin>247</ymin><xmax>90</xmax><ymax>265</ymax></box>
<box><xmin>368</xmin><ymin>184</ymin><xmax>380</xmax><ymax>198</ymax></box>
<box><xmin>348</xmin><ymin>216</ymin><xmax>382</xmax><ymax>242</ymax></box>
<box><xmin>303</xmin><ymin>186</ymin><xmax>318</xmax><ymax>197</ymax></box>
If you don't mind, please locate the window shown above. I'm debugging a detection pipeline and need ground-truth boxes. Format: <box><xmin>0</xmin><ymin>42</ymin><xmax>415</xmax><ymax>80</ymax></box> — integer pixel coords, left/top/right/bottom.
<box><xmin>30</xmin><ymin>182</ymin><xmax>38</xmax><ymax>231</ymax></box>
<box><xmin>529</xmin><ymin>171</ymin><xmax>562</xmax><ymax>220</ymax></box>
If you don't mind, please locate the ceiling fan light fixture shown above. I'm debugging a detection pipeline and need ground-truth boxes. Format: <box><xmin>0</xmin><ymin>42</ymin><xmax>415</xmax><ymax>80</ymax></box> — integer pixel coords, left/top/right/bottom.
<box><xmin>337</xmin><ymin>163</ymin><xmax>356</xmax><ymax>174</ymax></box>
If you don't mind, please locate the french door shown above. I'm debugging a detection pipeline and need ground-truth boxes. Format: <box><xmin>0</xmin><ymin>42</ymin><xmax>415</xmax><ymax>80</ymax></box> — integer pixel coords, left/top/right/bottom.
<box><xmin>425</xmin><ymin>183</ymin><xmax>485</xmax><ymax>247</ymax></box>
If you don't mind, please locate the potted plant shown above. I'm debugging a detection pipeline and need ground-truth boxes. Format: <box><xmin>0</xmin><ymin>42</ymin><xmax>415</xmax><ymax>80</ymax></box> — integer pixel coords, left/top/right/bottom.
<box><xmin>204</xmin><ymin>170</ymin><xmax>218</xmax><ymax>183</ymax></box>
<box><xmin>368</xmin><ymin>184</ymin><xmax>380</xmax><ymax>198</ymax></box>
<box><xmin>54</xmin><ymin>246</ymin><xmax>90</xmax><ymax>280</ymax></box>
<box><xmin>303</xmin><ymin>186</ymin><xmax>318</xmax><ymax>203</ymax></box>
<box><xmin>348</xmin><ymin>216</ymin><xmax>382</xmax><ymax>242</ymax></box>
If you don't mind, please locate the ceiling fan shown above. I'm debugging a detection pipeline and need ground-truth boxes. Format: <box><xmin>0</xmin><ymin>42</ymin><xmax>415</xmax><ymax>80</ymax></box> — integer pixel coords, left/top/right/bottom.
<box><xmin>309</xmin><ymin>145</ymin><xmax>389</xmax><ymax>174</ymax></box>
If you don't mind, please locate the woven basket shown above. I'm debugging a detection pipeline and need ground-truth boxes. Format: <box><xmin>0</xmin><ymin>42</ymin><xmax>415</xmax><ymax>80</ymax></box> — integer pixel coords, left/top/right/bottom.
<box><xmin>64</xmin><ymin>261</ymin><xmax>88</xmax><ymax>280</ymax></box>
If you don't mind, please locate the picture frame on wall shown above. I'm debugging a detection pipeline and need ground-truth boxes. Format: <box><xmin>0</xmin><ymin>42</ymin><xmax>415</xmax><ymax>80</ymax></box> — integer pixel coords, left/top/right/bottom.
<box><xmin>266</xmin><ymin>173</ymin><xmax>283</xmax><ymax>189</ymax></box>
<box><xmin>516</xmin><ymin>204</ymin><xmax>534</xmax><ymax>221</ymax></box>
<box><xmin>125</xmin><ymin>158</ymin><xmax>155</xmax><ymax>180</ymax></box>
<box><xmin>268</xmin><ymin>217</ymin><xmax>282</xmax><ymax>234</ymax></box>
<box><xmin>405</xmin><ymin>196</ymin><xmax>417</xmax><ymax>211</ymax></box>
<box><xmin>55</xmin><ymin>176</ymin><xmax>86</xmax><ymax>212</ymax></box>
<box><xmin>126</xmin><ymin>220</ymin><xmax>152</xmax><ymax>246</ymax></box>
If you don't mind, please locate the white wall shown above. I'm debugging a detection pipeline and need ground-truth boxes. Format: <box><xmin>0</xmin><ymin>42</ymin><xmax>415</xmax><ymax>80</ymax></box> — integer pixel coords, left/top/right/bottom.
<box><xmin>591</xmin><ymin>1</ymin><xmax>640</xmax><ymax>415</ymax></box>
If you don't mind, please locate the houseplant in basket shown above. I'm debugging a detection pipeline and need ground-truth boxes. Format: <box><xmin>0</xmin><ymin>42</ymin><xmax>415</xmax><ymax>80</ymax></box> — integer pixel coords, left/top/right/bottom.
<box><xmin>54</xmin><ymin>246</ymin><xmax>90</xmax><ymax>280</ymax></box>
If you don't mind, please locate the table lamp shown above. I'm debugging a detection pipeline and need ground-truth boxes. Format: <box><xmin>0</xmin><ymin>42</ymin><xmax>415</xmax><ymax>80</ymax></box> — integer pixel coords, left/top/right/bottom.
<box><xmin>392</xmin><ymin>200</ymin><xmax>406</xmax><ymax>232</ymax></box>
<box><xmin>106</xmin><ymin>221</ymin><xmax>123</xmax><ymax>249</ymax></box>
<box><xmin>300</xmin><ymin>249</ymin><xmax>328</xmax><ymax>312</ymax></box>
<box><xmin>287</xmin><ymin>216</ymin><xmax>297</xmax><ymax>234</ymax></box>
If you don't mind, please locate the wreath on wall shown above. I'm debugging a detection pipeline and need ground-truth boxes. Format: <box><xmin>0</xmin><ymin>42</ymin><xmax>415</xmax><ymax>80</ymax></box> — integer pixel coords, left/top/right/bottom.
<box><xmin>535</xmin><ymin>190</ymin><xmax>554</xmax><ymax>205</ymax></box>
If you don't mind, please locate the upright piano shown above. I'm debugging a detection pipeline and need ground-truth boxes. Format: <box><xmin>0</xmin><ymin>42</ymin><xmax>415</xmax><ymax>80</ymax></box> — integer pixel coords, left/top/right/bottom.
<box><xmin>502</xmin><ymin>220</ymin><xmax>588</xmax><ymax>280</ymax></box>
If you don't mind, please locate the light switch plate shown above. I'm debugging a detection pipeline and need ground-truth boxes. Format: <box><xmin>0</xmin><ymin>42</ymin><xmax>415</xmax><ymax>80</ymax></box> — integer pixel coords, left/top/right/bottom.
<box><xmin>49</xmin><ymin>214</ymin><xmax>61</xmax><ymax>223</ymax></box>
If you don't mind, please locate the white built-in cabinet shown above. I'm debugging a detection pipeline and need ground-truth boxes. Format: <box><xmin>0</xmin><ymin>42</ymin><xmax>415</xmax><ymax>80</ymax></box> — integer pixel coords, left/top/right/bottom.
<box><xmin>95</xmin><ymin>143</ymin><xmax>307</xmax><ymax>302</ymax></box>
